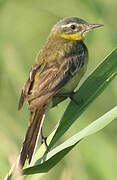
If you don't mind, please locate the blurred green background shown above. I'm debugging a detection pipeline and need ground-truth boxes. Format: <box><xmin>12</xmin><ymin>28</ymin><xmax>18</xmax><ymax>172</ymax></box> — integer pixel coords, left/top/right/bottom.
<box><xmin>0</xmin><ymin>0</ymin><xmax>117</xmax><ymax>179</ymax></box>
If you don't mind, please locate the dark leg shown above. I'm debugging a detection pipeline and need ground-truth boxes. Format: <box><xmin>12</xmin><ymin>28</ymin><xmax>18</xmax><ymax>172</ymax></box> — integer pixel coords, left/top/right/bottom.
<box><xmin>40</xmin><ymin>129</ymin><xmax>48</xmax><ymax>149</ymax></box>
<box><xmin>55</xmin><ymin>92</ymin><xmax>80</xmax><ymax>105</ymax></box>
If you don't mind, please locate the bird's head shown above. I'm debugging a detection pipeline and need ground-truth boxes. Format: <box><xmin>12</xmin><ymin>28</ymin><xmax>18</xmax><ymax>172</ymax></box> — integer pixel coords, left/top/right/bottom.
<box><xmin>52</xmin><ymin>17</ymin><xmax>103</xmax><ymax>41</ymax></box>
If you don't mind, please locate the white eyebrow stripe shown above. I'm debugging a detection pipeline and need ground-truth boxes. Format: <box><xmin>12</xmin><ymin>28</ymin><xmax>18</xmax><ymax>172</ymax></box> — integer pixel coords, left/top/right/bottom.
<box><xmin>61</xmin><ymin>22</ymin><xmax>77</xmax><ymax>28</ymax></box>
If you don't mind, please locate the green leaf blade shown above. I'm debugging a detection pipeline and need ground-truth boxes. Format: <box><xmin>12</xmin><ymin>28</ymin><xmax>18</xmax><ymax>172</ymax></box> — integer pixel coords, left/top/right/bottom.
<box><xmin>49</xmin><ymin>47</ymin><xmax>117</xmax><ymax>148</ymax></box>
<box><xmin>23</xmin><ymin>106</ymin><xmax>117</xmax><ymax>175</ymax></box>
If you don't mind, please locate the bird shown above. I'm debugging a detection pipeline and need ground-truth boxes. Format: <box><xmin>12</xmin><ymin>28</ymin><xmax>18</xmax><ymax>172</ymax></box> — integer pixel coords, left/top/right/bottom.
<box><xmin>18</xmin><ymin>17</ymin><xmax>103</xmax><ymax>167</ymax></box>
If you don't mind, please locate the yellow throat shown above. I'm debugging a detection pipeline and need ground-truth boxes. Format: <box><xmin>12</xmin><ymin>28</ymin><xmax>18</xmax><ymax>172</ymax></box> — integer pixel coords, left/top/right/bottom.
<box><xmin>59</xmin><ymin>32</ymin><xmax>84</xmax><ymax>41</ymax></box>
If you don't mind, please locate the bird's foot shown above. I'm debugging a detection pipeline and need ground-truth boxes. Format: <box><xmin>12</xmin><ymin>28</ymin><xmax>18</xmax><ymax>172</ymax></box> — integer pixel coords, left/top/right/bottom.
<box><xmin>55</xmin><ymin>91</ymin><xmax>81</xmax><ymax>105</ymax></box>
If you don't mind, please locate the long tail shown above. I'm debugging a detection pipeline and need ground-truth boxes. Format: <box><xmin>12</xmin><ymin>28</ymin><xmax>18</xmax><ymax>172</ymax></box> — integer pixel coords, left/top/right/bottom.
<box><xmin>19</xmin><ymin>107</ymin><xmax>46</xmax><ymax>167</ymax></box>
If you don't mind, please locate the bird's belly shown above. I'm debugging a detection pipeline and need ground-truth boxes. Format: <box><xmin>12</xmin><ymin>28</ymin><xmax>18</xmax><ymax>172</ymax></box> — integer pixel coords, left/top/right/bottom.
<box><xmin>59</xmin><ymin>65</ymin><xmax>87</xmax><ymax>93</ymax></box>
<box><xmin>52</xmin><ymin>64</ymin><xmax>87</xmax><ymax>107</ymax></box>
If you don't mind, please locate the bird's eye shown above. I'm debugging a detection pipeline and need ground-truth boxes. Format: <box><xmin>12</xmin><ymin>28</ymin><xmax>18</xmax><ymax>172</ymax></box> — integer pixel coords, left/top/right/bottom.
<box><xmin>70</xmin><ymin>24</ymin><xmax>76</xmax><ymax>30</ymax></box>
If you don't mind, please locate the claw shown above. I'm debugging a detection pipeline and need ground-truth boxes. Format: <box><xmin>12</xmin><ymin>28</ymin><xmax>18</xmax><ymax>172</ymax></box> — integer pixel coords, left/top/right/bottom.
<box><xmin>55</xmin><ymin>91</ymin><xmax>81</xmax><ymax>105</ymax></box>
<box><xmin>69</xmin><ymin>93</ymin><xmax>80</xmax><ymax>105</ymax></box>
<box><xmin>40</xmin><ymin>129</ymin><xmax>48</xmax><ymax>149</ymax></box>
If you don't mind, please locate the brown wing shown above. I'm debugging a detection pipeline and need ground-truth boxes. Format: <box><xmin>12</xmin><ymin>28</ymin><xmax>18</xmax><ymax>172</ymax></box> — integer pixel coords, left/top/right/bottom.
<box><xmin>18</xmin><ymin>63</ymin><xmax>41</xmax><ymax>110</ymax></box>
<box><xmin>27</xmin><ymin>52</ymin><xmax>85</xmax><ymax>111</ymax></box>
<box><xmin>18</xmin><ymin>43</ymin><xmax>86</xmax><ymax>111</ymax></box>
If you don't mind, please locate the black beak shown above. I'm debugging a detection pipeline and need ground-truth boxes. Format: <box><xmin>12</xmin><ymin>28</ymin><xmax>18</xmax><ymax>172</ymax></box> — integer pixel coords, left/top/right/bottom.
<box><xmin>85</xmin><ymin>23</ymin><xmax>103</xmax><ymax>32</ymax></box>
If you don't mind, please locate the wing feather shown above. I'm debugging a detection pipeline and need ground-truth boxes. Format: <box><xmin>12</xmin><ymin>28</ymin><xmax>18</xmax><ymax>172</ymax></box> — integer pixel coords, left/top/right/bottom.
<box><xmin>18</xmin><ymin>63</ymin><xmax>40</xmax><ymax>110</ymax></box>
<box><xmin>18</xmin><ymin>42</ymin><xmax>87</xmax><ymax>111</ymax></box>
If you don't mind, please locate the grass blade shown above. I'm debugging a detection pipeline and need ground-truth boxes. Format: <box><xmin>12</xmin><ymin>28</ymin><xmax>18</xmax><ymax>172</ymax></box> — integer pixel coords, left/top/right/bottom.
<box><xmin>49</xmin><ymin>47</ymin><xmax>117</xmax><ymax>149</ymax></box>
<box><xmin>23</xmin><ymin>106</ymin><xmax>117</xmax><ymax>175</ymax></box>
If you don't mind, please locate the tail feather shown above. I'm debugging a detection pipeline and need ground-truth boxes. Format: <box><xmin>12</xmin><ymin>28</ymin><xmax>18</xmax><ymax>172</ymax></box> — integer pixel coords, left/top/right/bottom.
<box><xmin>19</xmin><ymin>107</ymin><xmax>45</xmax><ymax>167</ymax></box>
